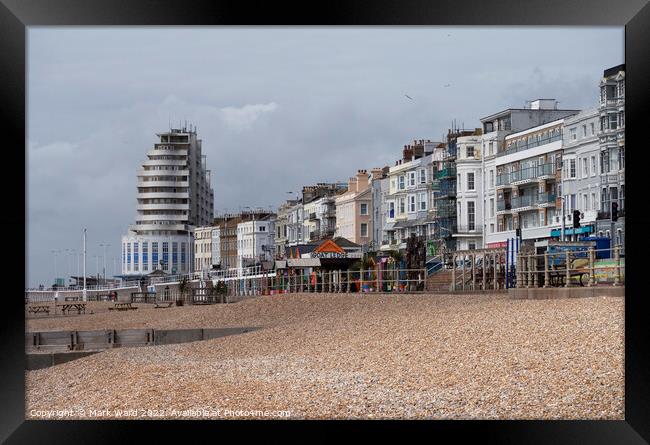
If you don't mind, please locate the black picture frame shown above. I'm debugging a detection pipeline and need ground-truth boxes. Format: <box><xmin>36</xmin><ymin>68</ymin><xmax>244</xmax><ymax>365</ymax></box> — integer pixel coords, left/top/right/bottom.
<box><xmin>3</xmin><ymin>0</ymin><xmax>649</xmax><ymax>442</ymax></box>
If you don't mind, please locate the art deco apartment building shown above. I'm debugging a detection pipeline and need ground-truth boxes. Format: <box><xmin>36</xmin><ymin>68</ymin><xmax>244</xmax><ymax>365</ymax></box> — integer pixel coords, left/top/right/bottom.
<box><xmin>121</xmin><ymin>126</ymin><xmax>214</xmax><ymax>277</ymax></box>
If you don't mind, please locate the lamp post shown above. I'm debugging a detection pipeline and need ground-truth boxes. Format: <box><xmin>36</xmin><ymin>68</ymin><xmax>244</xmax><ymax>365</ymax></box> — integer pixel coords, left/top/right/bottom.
<box><xmin>100</xmin><ymin>243</ymin><xmax>110</xmax><ymax>285</ymax></box>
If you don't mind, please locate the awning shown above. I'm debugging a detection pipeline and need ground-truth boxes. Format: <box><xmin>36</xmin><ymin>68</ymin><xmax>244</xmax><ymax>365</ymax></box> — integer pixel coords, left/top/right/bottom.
<box><xmin>287</xmin><ymin>258</ymin><xmax>321</xmax><ymax>267</ymax></box>
<box><xmin>384</xmin><ymin>222</ymin><xmax>396</xmax><ymax>231</ymax></box>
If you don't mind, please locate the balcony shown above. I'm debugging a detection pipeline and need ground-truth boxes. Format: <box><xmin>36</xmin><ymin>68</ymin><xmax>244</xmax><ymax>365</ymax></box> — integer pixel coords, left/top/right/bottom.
<box><xmin>510</xmin><ymin>166</ymin><xmax>538</xmax><ymax>185</ymax></box>
<box><xmin>496</xmin><ymin>173</ymin><xmax>511</xmax><ymax>188</ymax></box>
<box><xmin>497</xmin><ymin>133</ymin><xmax>562</xmax><ymax>157</ymax></box>
<box><xmin>497</xmin><ymin>199</ymin><xmax>511</xmax><ymax>212</ymax></box>
<box><xmin>308</xmin><ymin>212</ymin><xmax>317</xmax><ymax>220</ymax></box>
<box><xmin>537</xmin><ymin>163</ymin><xmax>556</xmax><ymax>179</ymax></box>
<box><xmin>435</xmin><ymin>167</ymin><xmax>456</xmax><ymax>179</ymax></box>
<box><xmin>537</xmin><ymin>192</ymin><xmax>556</xmax><ymax>207</ymax></box>
<box><xmin>456</xmin><ymin>225</ymin><xmax>482</xmax><ymax>235</ymax></box>
<box><xmin>511</xmin><ymin>195</ymin><xmax>535</xmax><ymax>210</ymax></box>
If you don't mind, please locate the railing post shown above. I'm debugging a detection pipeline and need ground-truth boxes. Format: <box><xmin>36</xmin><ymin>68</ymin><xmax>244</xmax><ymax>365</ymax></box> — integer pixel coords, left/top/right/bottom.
<box><xmin>543</xmin><ymin>252</ymin><xmax>549</xmax><ymax>288</ymax></box>
<box><xmin>462</xmin><ymin>254</ymin><xmax>466</xmax><ymax>291</ymax></box>
<box><xmin>564</xmin><ymin>250</ymin><xmax>571</xmax><ymax>288</ymax></box>
<box><xmin>613</xmin><ymin>245</ymin><xmax>621</xmax><ymax>286</ymax></box>
<box><xmin>516</xmin><ymin>255</ymin><xmax>522</xmax><ymax>289</ymax></box>
<box><xmin>493</xmin><ymin>254</ymin><xmax>498</xmax><ymax>290</ymax></box>
<box><xmin>482</xmin><ymin>253</ymin><xmax>487</xmax><ymax>291</ymax></box>
<box><xmin>588</xmin><ymin>248</ymin><xmax>595</xmax><ymax>287</ymax></box>
<box><xmin>525</xmin><ymin>255</ymin><xmax>530</xmax><ymax>289</ymax></box>
<box><xmin>530</xmin><ymin>254</ymin><xmax>536</xmax><ymax>288</ymax></box>
<box><xmin>451</xmin><ymin>255</ymin><xmax>456</xmax><ymax>291</ymax></box>
<box><xmin>346</xmin><ymin>269</ymin><xmax>350</xmax><ymax>293</ymax></box>
<box><xmin>471</xmin><ymin>254</ymin><xmax>476</xmax><ymax>290</ymax></box>
<box><xmin>359</xmin><ymin>267</ymin><xmax>363</xmax><ymax>293</ymax></box>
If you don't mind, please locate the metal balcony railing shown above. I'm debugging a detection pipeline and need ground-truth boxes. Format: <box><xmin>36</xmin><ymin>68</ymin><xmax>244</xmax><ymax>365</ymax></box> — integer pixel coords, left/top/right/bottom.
<box><xmin>511</xmin><ymin>195</ymin><xmax>535</xmax><ymax>209</ymax></box>
<box><xmin>496</xmin><ymin>173</ymin><xmax>511</xmax><ymax>186</ymax></box>
<box><xmin>435</xmin><ymin>167</ymin><xmax>457</xmax><ymax>179</ymax></box>
<box><xmin>498</xmin><ymin>133</ymin><xmax>562</xmax><ymax>157</ymax></box>
<box><xmin>497</xmin><ymin>199</ymin><xmax>511</xmax><ymax>211</ymax></box>
<box><xmin>537</xmin><ymin>192</ymin><xmax>557</xmax><ymax>204</ymax></box>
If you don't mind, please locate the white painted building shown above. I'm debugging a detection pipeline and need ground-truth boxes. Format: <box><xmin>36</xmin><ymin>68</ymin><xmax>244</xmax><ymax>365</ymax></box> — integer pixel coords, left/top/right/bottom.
<box><xmin>121</xmin><ymin>126</ymin><xmax>214</xmax><ymax>276</ymax></box>
<box><xmin>560</xmin><ymin>107</ymin><xmax>601</xmax><ymax>238</ymax></box>
<box><xmin>383</xmin><ymin>142</ymin><xmax>436</xmax><ymax>251</ymax></box>
<box><xmin>480</xmin><ymin>100</ymin><xmax>581</xmax><ymax>247</ymax></box>
<box><xmin>237</xmin><ymin>217</ymin><xmax>276</xmax><ymax>269</ymax></box>
<box><xmin>453</xmin><ymin>135</ymin><xmax>484</xmax><ymax>250</ymax></box>
<box><xmin>194</xmin><ymin>225</ymin><xmax>213</xmax><ymax>274</ymax></box>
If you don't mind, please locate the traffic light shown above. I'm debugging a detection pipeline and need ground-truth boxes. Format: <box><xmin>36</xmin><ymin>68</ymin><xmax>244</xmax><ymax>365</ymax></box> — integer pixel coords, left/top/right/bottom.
<box><xmin>611</xmin><ymin>202</ymin><xmax>619</xmax><ymax>222</ymax></box>
<box><xmin>573</xmin><ymin>209</ymin><xmax>581</xmax><ymax>228</ymax></box>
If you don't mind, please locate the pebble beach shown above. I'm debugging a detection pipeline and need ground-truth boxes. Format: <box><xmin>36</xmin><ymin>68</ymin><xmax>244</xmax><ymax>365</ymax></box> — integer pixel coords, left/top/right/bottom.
<box><xmin>25</xmin><ymin>293</ymin><xmax>624</xmax><ymax>420</ymax></box>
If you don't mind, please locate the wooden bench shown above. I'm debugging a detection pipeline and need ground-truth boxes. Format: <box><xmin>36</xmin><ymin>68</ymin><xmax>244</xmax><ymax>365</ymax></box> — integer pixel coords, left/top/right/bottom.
<box><xmin>27</xmin><ymin>305</ymin><xmax>50</xmax><ymax>315</ymax></box>
<box><xmin>154</xmin><ymin>301</ymin><xmax>174</xmax><ymax>309</ymax></box>
<box><xmin>55</xmin><ymin>303</ymin><xmax>87</xmax><ymax>315</ymax></box>
<box><xmin>108</xmin><ymin>302</ymin><xmax>138</xmax><ymax>311</ymax></box>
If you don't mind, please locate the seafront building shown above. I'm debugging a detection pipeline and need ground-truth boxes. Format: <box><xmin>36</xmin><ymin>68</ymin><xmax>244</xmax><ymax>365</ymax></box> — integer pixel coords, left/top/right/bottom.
<box><xmin>480</xmin><ymin>100</ymin><xmax>581</xmax><ymax>247</ymax></box>
<box><xmin>194</xmin><ymin>225</ymin><xmax>214</xmax><ymax>275</ymax></box>
<box><xmin>237</xmin><ymin>214</ymin><xmax>276</xmax><ymax>269</ymax></box>
<box><xmin>559</xmin><ymin>107</ymin><xmax>601</xmax><ymax>240</ymax></box>
<box><xmin>383</xmin><ymin>141</ymin><xmax>437</xmax><ymax>251</ymax></box>
<box><xmin>120</xmin><ymin>126</ymin><xmax>214</xmax><ymax>277</ymax></box>
<box><xmin>370</xmin><ymin>167</ymin><xmax>390</xmax><ymax>250</ymax></box>
<box><xmin>335</xmin><ymin>170</ymin><xmax>373</xmax><ymax>246</ymax></box>
<box><xmin>453</xmin><ymin>133</ymin><xmax>484</xmax><ymax>250</ymax></box>
<box><xmin>595</xmin><ymin>64</ymin><xmax>625</xmax><ymax>246</ymax></box>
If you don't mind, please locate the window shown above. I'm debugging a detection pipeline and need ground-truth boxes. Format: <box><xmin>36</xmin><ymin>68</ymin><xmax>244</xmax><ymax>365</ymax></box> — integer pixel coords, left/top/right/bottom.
<box><xmin>591</xmin><ymin>156</ymin><xmax>597</xmax><ymax>176</ymax></box>
<box><xmin>360</xmin><ymin>203</ymin><xmax>368</xmax><ymax>215</ymax></box>
<box><xmin>419</xmin><ymin>193</ymin><xmax>427</xmax><ymax>211</ymax></box>
<box><xmin>609</xmin><ymin>114</ymin><xmax>618</xmax><ymax>130</ymax></box>
<box><xmin>570</xmin><ymin>159</ymin><xmax>576</xmax><ymax>178</ymax></box>
<box><xmin>468</xmin><ymin>201</ymin><xmax>475</xmax><ymax>231</ymax></box>
<box><xmin>388</xmin><ymin>201</ymin><xmax>395</xmax><ymax>218</ymax></box>
<box><xmin>570</xmin><ymin>128</ymin><xmax>577</xmax><ymax>140</ymax></box>
<box><xmin>172</xmin><ymin>242</ymin><xmax>178</xmax><ymax>268</ymax></box>
<box><xmin>134</xmin><ymin>242</ymin><xmax>139</xmax><ymax>271</ymax></box>
<box><xmin>583</xmin><ymin>158</ymin><xmax>588</xmax><ymax>177</ymax></box>
<box><xmin>490</xmin><ymin>223</ymin><xmax>494</xmax><ymax>233</ymax></box>
<box><xmin>408</xmin><ymin>171</ymin><xmax>416</xmax><ymax>187</ymax></box>
<box><xmin>360</xmin><ymin>223</ymin><xmax>368</xmax><ymax>237</ymax></box>
<box><xmin>582</xmin><ymin>125</ymin><xmax>587</xmax><ymax>137</ymax></box>
<box><xmin>620</xmin><ymin>185</ymin><xmax>625</xmax><ymax>210</ymax></box>
<box><xmin>467</xmin><ymin>146</ymin><xmax>474</xmax><ymax>158</ymax></box>
<box><xmin>399</xmin><ymin>197</ymin><xmax>405</xmax><ymax>214</ymax></box>
<box><xmin>590</xmin><ymin>122</ymin><xmax>595</xmax><ymax>135</ymax></box>
<box><xmin>127</xmin><ymin>244</ymin><xmax>131</xmax><ymax>269</ymax></box>
<box><xmin>489</xmin><ymin>142</ymin><xmax>494</xmax><ymax>156</ymax></box>
<box><xmin>181</xmin><ymin>242</ymin><xmax>186</xmax><ymax>269</ymax></box>
<box><xmin>408</xmin><ymin>195</ymin><xmax>416</xmax><ymax>213</ymax></box>
<box><xmin>152</xmin><ymin>242</ymin><xmax>158</xmax><ymax>268</ymax></box>
<box><xmin>601</xmin><ymin>151</ymin><xmax>610</xmax><ymax>174</ymax></box>
<box><xmin>419</xmin><ymin>169</ymin><xmax>426</xmax><ymax>184</ymax></box>
<box><xmin>468</xmin><ymin>242</ymin><xmax>476</xmax><ymax>250</ymax></box>
<box><xmin>142</xmin><ymin>242</ymin><xmax>148</xmax><ymax>271</ymax></box>
<box><xmin>592</xmin><ymin>192</ymin><xmax>597</xmax><ymax>211</ymax></box>
<box><xmin>162</xmin><ymin>242</ymin><xmax>169</xmax><ymax>270</ymax></box>
<box><xmin>619</xmin><ymin>146</ymin><xmax>625</xmax><ymax>170</ymax></box>
<box><xmin>467</xmin><ymin>172</ymin><xmax>475</xmax><ymax>191</ymax></box>
<box><xmin>398</xmin><ymin>176</ymin><xmax>405</xmax><ymax>190</ymax></box>
<box><xmin>457</xmin><ymin>173</ymin><xmax>462</xmax><ymax>191</ymax></box>
<box><xmin>584</xmin><ymin>194</ymin><xmax>589</xmax><ymax>211</ymax></box>
<box><xmin>490</xmin><ymin>198</ymin><xmax>495</xmax><ymax>217</ymax></box>
<box><xmin>489</xmin><ymin>170</ymin><xmax>494</xmax><ymax>188</ymax></box>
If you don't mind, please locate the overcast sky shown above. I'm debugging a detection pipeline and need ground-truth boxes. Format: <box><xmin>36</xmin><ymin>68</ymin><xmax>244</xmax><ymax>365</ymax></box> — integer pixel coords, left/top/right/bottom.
<box><xmin>27</xmin><ymin>27</ymin><xmax>623</xmax><ymax>287</ymax></box>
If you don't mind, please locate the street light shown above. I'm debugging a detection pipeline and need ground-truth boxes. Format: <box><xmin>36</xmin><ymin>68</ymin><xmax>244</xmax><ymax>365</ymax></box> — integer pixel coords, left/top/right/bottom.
<box><xmin>100</xmin><ymin>243</ymin><xmax>111</xmax><ymax>284</ymax></box>
<box><xmin>50</xmin><ymin>249</ymin><xmax>62</xmax><ymax>285</ymax></box>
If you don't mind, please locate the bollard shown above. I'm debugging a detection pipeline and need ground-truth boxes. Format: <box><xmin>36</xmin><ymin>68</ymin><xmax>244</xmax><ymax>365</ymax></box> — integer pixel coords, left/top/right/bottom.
<box><xmin>588</xmin><ymin>247</ymin><xmax>595</xmax><ymax>287</ymax></box>
<box><xmin>564</xmin><ymin>250</ymin><xmax>571</xmax><ymax>288</ymax></box>
<box><xmin>614</xmin><ymin>245</ymin><xmax>621</xmax><ymax>287</ymax></box>
<box><xmin>543</xmin><ymin>252</ymin><xmax>549</xmax><ymax>288</ymax></box>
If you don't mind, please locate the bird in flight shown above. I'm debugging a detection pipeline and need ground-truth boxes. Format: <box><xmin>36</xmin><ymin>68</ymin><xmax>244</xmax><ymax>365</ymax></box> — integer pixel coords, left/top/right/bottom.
<box><xmin>405</xmin><ymin>94</ymin><xmax>414</xmax><ymax>100</ymax></box>
<box><xmin>444</xmin><ymin>84</ymin><xmax>451</xmax><ymax>88</ymax></box>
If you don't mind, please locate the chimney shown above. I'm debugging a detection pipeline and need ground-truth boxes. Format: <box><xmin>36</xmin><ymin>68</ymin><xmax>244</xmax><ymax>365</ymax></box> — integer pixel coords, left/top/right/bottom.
<box><xmin>356</xmin><ymin>169</ymin><xmax>369</xmax><ymax>192</ymax></box>
<box><xmin>370</xmin><ymin>167</ymin><xmax>384</xmax><ymax>180</ymax></box>
<box><xmin>348</xmin><ymin>176</ymin><xmax>357</xmax><ymax>193</ymax></box>
<box><xmin>403</xmin><ymin>145</ymin><xmax>413</xmax><ymax>162</ymax></box>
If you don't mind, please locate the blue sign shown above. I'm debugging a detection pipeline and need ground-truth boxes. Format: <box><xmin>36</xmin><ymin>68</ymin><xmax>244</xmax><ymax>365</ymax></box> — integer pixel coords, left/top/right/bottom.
<box><xmin>550</xmin><ymin>226</ymin><xmax>594</xmax><ymax>237</ymax></box>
